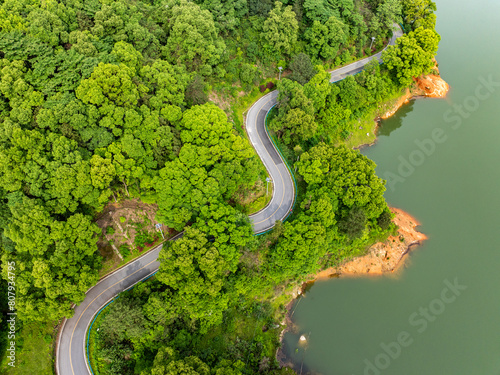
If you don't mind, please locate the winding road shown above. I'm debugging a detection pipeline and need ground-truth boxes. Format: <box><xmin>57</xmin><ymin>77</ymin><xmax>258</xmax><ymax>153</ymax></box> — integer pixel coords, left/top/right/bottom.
<box><xmin>56</xmin><ymin>26</ymin><xmax>403</xmax><ymax>375</ymax></box>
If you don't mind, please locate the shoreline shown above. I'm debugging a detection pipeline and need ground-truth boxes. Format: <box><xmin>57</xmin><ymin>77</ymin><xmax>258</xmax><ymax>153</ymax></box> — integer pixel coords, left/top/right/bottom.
<box><xmin>276</xmin><ymin>207</ymin><xmax>428</xmax><ymax>371</ymax></box>
<box><xmin>379</xmin><ymin>60</ymin><xmax>450</xmax><ymax>121</ymax></box>
<box><xmin>309</xmin><ymin>207</ymin><xmax>427</xmax><ymax>280</ymax></box>
<box><xmin>276</xmin><ymin>68</ymin><xmax>449</xmax><ymax>372</ymax></box>
<box><xmin>356</xmin><ymin>64</ymin><xmax>450</xmax><ymax>150</ymax></box>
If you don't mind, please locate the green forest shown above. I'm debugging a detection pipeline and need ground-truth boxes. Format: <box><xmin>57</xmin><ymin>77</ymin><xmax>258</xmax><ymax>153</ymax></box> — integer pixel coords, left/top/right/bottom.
<box><xmin>0</xmin><ymin>0</ymin><xmax>439</xmax><ymax>373</ymax></box>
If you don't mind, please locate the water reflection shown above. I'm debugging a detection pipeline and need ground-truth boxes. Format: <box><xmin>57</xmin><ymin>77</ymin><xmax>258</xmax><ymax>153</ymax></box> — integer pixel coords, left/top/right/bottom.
<box><xmin>377</xmin><ymin>100</ymin><xmax>416</xmax><ymax>137</ymax></box>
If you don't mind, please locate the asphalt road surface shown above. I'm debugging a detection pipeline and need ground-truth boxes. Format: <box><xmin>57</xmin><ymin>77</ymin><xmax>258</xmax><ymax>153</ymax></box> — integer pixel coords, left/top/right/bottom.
<box><xmin>330</xmin><ymin>25</ymin><xmax>403</xmax><ymax>82</ymax></box>
<box><xmin>246</xmin><ymin>89</ymin><xmax>295</xmax><ymax>234</ymax></box>
<box><xmin>56</xmin><ymin>25</ymin><xmax>403</xmax><ymax>375</ymax></box>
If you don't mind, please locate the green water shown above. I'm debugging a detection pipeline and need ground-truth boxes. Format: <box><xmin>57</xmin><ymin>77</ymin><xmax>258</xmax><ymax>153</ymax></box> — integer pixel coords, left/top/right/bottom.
<box><xmin>282</xmin><ymin>1</ymin><xmax>500</xmax><ymax>374</ymax></box>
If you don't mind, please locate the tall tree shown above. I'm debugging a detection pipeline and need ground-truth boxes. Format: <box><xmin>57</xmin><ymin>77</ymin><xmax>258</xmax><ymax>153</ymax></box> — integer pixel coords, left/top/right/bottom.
<box><xmin>248</xmin><ymin>0</ymin><xmax>274</xmax><ymax>17</ymax></box>
<box><xmin>139</xmin><ymin>59</ymin><xmax>189</xmax><ymax>110</ymax></box>
<box><xmin>156</xmin><ymin>227</ymin><xmax>231</xmax><ymax>332</ymax></box>
<box><xmin>269</xmin><ymin>107</ymin><xmax>317</xmax><ymax>145</ymax></box>
<box><xmin>262</xmin><ymin>2</ymin><xmax>298</xmax><ymax>57</ymax></box>
<box><xmin>288</xmin><ymin>53</ymin><xmax>316</xmax><ymax>85</ymax></box>
<box><xmin>382</xmin><ymin>26</ymin><xmax>440</xmax><ymax>86</ymax></box>
<box><xmin>92</xmin><ymin>0</ymin><xmax>159</xmax><ymax>54</ymax></box>
<box><xmin>195</xmin><ymin>202</ymin><xmax>253</xmax><ymax>272</ymax></box>
<box><xmin>304</xmin><ymin>16</ymin><xmax>348</xmax><ymax>60</ymax></box>
<box><xmin>76</xmin><ymin>62</ymin><xmax>139</xmax><ymax>108</ymax></box>
<box><xmin>296</xmin><ymin>143</ymin><xmax>388</xmax><ymax>223</ymax></box>
<box><xmin>402</xmin><ymin>0</ymin><xmax>437</xmax><ymax>31</ymax></box>
<box><xmin>303</xmin><ymin>65</ymin><xmax>332</xmax><ymax>112</ymax></box>
<box><xmin>266</xmin><ymin>215</ymin><xmax>327</xmax><ymax>281</ymax></box>
<box><xmin>163</xmin><ymin>0</ymin><xmax>225</xmax><ymax>75</ymax></box>
<box><xmin>196</xmin><ymin>0</ymin><xmax>248</xmax><ymax>33</ymax></box>
<box><xmin>377</xmin><ymin>0</ymin><xmax>402</xmax><ymax>34</ymax></box>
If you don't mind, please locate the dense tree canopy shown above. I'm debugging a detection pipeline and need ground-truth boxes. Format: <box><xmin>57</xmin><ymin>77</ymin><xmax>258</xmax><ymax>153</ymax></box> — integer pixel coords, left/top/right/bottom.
<box><xmin>383</xmin><ymin>26</ymin><xmax>440</xmax><ymax>86</ymax></box>
<box><xmin>1</xmin><ymin>194</ymin><xmax>100</xmax><ymax>321</ymax></box>
<box><xmin>262</xmin><ymin>2</ymin><xmax>299</xmax><ymax>57</ymax></box>
<box><xmin>402</xmin><ymin>0</ymin><xmax>437</xmax><ymax>31</ymax></box>
<box><xmin>297</xmin><ymin>143</ymin><xmax>387</xmax><ymax>219</ymax></box>
<box><xmin>156</xmin><ymin>214</ymin><xmax>251</xmax><ymax>332</ymax></box>
<box><xmin>163</xmin><ymin>0</ymin><xmax>225</xmax><ymax>75</ymax></box>
<box><xmin>305</xmin><ymin>16</ymin><xmax>348</xmax><ymax>61</ymax></box>
<box><xmin>144</xmin><ymin>347</ymin><xmax>243</xmax><ymax>375</ymax></box>
<box><xmin>154</xmin><ymin>103</ymin><xmax>258</xmax><ymax>231</ymax></box>
<box><xmin>288</xmin><ymin>53</ymin><xmax>317</xmax><ymax>85</ymax></box>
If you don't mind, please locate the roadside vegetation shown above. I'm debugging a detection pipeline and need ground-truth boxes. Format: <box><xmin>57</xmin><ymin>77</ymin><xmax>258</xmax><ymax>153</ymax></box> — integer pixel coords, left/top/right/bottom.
<box><xmin>0</xmin><ymin>0</ymin><xmax>439</xmax><ymax>373</ymax></box>
<box><xmin>0</xmin><ymin>320</ymin><xmax>56</xmax><ymax>375</ymax></box>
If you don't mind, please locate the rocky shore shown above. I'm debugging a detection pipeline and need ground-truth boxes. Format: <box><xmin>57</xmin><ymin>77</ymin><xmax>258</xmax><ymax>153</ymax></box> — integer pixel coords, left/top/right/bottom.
<box><xmin>378</xmin><ymin>62</ymin><xmax>449</xmax><ymax>120</ymax></box>
<box><xmin>313</xmin><ymin>207</ymin><xmax>427</xmax><ymax>278</ymax></box>
<box><xmin>276</xmin><ymin>207</ymin><xmax>427</xmax><ymax>371</ymax></box>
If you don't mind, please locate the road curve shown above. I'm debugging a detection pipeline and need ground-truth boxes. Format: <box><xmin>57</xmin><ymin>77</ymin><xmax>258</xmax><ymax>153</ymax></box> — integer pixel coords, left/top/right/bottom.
<box><xmin>246</xmin><ymin>24</ymin><xmax>402</xmax><ymax>233</ymax></box>
<box><xmin>330</xmin><ymin>25</ymin><xmax>403</xmax><ymax>82</ymax></box>
<box><xmin>56</xmin><ymin>26</ymin><xmax>402</xmax><ymax>375</ymax></box>
<box><xmin>246</xmin><ymin>90</ymin><xmax>295</xmax><ymax>234</ymax></box>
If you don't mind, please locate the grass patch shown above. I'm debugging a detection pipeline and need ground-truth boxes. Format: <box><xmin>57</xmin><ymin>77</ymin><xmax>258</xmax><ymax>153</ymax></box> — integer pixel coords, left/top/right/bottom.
<box><xmin>343</xmin><ymin>89</ymin><xmax>409</xmax><ymax>149</ymax></box>
<box><xmin>0</xmin><ymin>321</ymin><xmax>56</xmax><ymax>375</ymax></box>
<box><xmin>246</xmin><ymin>194</ymin><xmax>272</xmax><ymax>214</ymax></box>
<box><xmin>232</xmin><ymin>178</ymin><xmax>273</xmax><ymax>215</ymax></box>
<box><xmin>342</xmin><ymin>113</ymin><xmax>379</xmax><ymax>149</ymax></box>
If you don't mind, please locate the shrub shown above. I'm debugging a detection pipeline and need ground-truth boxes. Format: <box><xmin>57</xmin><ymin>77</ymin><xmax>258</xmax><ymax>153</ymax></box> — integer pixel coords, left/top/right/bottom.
<box><xmin>134</xmin><ymin>230</ymin><xmax>155</xmax><ymax>249</ymax></box>
<box><xmin>119</xmin><ymin>244</ymin><xmax>131</xmax><ymax>257</ymax></box>
<box><xmin>259</xmin><ymin>81</ymin><xmax>275</xmax><ymax>93</ymax></box>
<box><xmin>338</xmin><ymin>207</ymin><xmax>366</xmax><ymax>238</ymax></box>
<box><xmin>246</xmin><ymin>42</ymin><xmax>259</xmax><ymax>62</ymax></box>
<box><xmin>240</xmin><ymin>63</ymin><xmax>256</xmax><ymax>85</ymax></box>
<box><xmin>377</xmin><ymin>210</ymin><xmax>393</xmax><ymax>230</ymax></box>
<box><xmin>185</xmin><ymin>75</ymin><xmax>208</xmax><ymax>107</ymax></box>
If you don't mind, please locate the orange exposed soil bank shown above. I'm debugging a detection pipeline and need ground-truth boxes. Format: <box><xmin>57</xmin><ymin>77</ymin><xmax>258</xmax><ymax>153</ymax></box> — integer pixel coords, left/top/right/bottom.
<box><xmin>313</xmin><ymin>207</ymin><xmax>427</xmax><ymax>279</ymax></box>
<box><xmin>379</xmin><ymin>62</ymin><xmax>449</xmax><ymax>120</ymax></box>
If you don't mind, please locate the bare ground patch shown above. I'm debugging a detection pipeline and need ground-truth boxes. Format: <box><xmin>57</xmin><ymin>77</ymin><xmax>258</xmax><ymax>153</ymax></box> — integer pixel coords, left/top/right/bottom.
<box><xmin>95</xmin><ymin>198</ymin><xmax>175</xmax><ymax>276</ymax></box>
<box><xmin>209</xmin><ymin>91</ymin><xmax>232</xmax><ymax>113</ymax></box>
